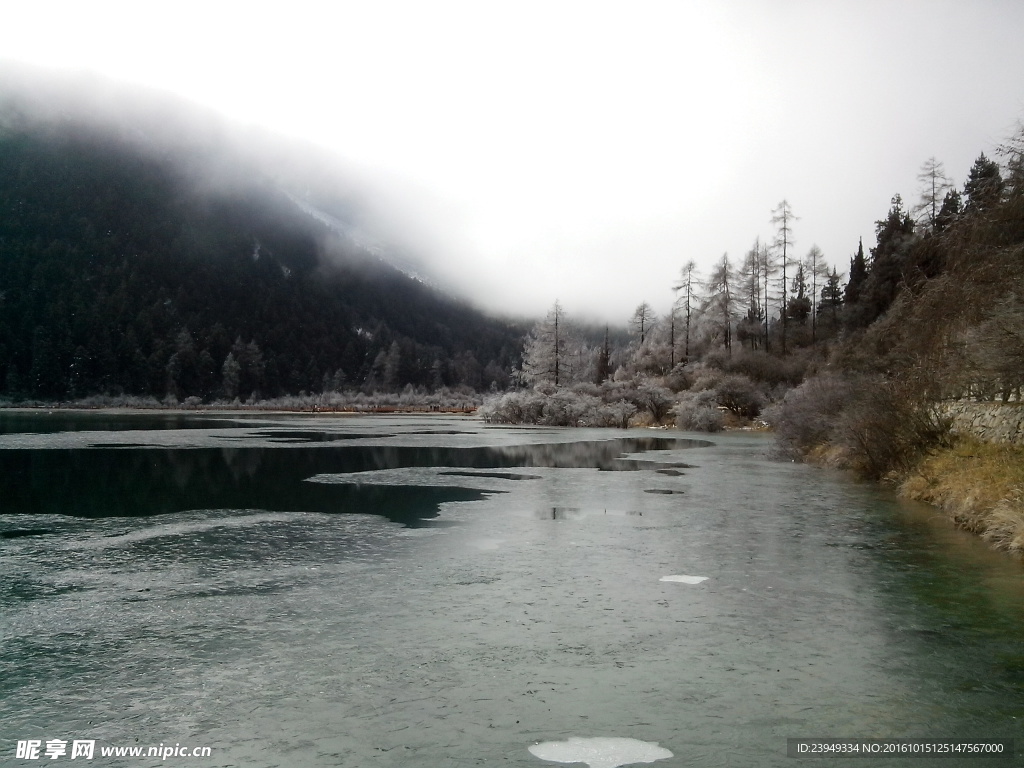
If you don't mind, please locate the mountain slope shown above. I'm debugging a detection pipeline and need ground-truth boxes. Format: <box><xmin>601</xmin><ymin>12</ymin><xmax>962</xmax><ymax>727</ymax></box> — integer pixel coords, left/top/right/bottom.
<box><xmin>0</xmin><ymin>80</ymin><xmax>523</xmax><ymax>400</ymax></box>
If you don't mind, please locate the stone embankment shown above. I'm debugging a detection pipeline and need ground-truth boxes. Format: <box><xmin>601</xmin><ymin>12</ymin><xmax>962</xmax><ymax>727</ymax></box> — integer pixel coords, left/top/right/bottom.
<box><xmin>941</xmin><ymin>401</ymin><xmax>1024</xmax><ymax>446</ymax></box>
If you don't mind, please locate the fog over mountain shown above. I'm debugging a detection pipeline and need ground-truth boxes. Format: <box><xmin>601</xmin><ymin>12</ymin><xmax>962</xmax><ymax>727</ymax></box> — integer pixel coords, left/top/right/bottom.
<box><xmin>4</xmin><ymin>2</ymin><xmax>1023</xmax><ymax>323</ymax></box>
<box><xmin>0</xmin><ymin>69</ymin><xmax>525</xmax><ymax>401</ymax></box>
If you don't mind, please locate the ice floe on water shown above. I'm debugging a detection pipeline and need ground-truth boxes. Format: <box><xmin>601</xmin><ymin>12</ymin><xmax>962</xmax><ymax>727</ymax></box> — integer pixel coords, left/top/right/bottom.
<box><xmin>528</xmin><ymin>736</ymin><xmax>673</xmax><ymax>768</ymax></box>
<box><xmin>660</xmin><ymin>575</ymin><xmax>708</xmax><ymax>584</ymax></box>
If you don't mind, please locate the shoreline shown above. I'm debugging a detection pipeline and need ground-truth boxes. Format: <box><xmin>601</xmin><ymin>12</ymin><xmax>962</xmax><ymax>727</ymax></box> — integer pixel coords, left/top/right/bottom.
<box><xmin>806</xmin><ymin>437</ymin><xmax>1024</xmax><ymax>559</ymax></box>
<box><xmin>898</xmin><ymin>438</ymin><xmax>1024</xmax><ymax>557</ymax></box>
<box><xmin>0</xmin><ymin>402</ymin><xmax>478</xmax><ymax>415</ymax></box>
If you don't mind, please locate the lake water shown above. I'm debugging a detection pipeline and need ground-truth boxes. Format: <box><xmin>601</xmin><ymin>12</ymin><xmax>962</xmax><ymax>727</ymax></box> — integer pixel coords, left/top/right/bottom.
<box><xmin>1</xmin><ymin>411</ymin><xmax>1022</xmax><ymax>767</ymax></box>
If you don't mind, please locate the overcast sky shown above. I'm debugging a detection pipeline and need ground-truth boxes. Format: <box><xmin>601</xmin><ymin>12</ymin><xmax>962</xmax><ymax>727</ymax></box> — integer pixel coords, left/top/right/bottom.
<box><xmin>4</xmin><ymin>1</ymin><xmax>1024</xmax><ymax>323</ymax></box>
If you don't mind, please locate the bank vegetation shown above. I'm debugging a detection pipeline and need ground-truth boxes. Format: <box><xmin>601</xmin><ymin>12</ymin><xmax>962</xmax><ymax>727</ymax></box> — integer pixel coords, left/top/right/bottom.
<box><xmin>483</xmin><ymin>125</ymin><xmax>1024</xmax><ymax>555</ymax></box>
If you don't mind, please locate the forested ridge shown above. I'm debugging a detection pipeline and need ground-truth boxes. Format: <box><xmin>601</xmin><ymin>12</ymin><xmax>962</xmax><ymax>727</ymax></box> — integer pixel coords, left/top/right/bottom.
<box><xmin>0</xmin><ymin>112</ymin><xmax>523</xmax><ymax>402</ymax></box>
<box><xmin>479</xmin><ymin>122</ymin><xmax>1024</xmax><ymax>550</ymax></box>
<box><xmin>485</xmin><ymin>128</ymin><xmax>1024</xmax><ymax>461</ymax></box>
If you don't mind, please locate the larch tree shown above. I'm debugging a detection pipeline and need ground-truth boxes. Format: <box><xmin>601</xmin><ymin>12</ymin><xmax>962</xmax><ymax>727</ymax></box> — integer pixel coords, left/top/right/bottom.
<box><xmin>702</xmin><ymin>253</ymin><xmax>736</xmax><ymax>355</ymax></box>
<box><xmin>630</xmin><ymin>302</ymin><xmax>657</xmax><ymax>347</ymax></box>
<box><xmin>672</xmin><ymin>260</ymin><xmax>700</xmax><ymax>361</ymax></box>
<box><xmin>628</xmin><ymin>302</ymin><xmax>659</xmax><ymax>374</ymax></box>
<box><xmin>913</xmin><ymin>157</ymin><xmax>953</xmax><ymax>231</ymax></box>
<box><xmin>738</xmin><ymin>240</ymin><xmax>764</xmax><ymax>350</ymax></box>
<box><xmin>522</xmin><ymin>300</ymin><xmax>570</xmax><ymax>386</ymax></box>
<box><xmin>803</xmin><ymin>245</ymin><xmax>829</xmax><ymax>344</ymax></box>
<box><xmin>758</xmin><ymin>237</ymin><xmax>778</xmax><ymax>352</ymax></box>
<box><xmin>771</xmin><ymin>200</ymin><xmax>798</xmax><ymax>354</ymax></box>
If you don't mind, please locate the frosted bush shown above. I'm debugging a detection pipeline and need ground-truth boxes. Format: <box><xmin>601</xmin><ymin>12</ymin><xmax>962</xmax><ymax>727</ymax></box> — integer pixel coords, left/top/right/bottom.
<box><xmin>673</xmin><ymin>390</ymin><xmax>723</xmax><ymax>432</ymax></box>
<box><xmin>764</xmin><ymin>373</ymin><xmax>856</xmax><ymax>457</ymax></box>
<box><xmin>634</xmin><ymin>384</ymin><xmax>674</xmax><ymax>422</ymax></box>
<box><xmin>480</xmin><ymin>388</ymin><xmax>637</xmax><ymax>427</ymax></box>
<box><xmin>713</xmin><ymin>374</ymin><xmax>766</xmax><ymax>418</ymax></box>
<box><xmin>591</xmin><ymin>399</ymin><xmax>637</xmax><ymax>428</ymax></box>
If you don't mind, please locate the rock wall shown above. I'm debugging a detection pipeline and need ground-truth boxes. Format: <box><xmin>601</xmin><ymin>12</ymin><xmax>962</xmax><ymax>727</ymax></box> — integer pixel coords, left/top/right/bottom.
<box><xmin>941</xmin><ymin>401</ymin><xmax>1024</xmax><ymax>445</ymax></box>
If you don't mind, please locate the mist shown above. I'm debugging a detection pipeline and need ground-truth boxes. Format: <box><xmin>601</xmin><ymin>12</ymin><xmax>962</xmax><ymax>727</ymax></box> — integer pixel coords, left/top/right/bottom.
<box><xmin>3</xmin><ymin>2</ymin><xmax>1024</xmax><ymax>325</ymax></box>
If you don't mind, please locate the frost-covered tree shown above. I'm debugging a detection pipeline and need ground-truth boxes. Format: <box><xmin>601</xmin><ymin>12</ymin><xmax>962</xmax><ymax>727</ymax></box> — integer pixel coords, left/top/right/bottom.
<box><xmin>595</xmin><ymin>326</ymin><xmax>612</xmax><ymax>383</ymax></box>
<box><xmin>913</xmin><ymin>157</ymin><xmax>953</xmax><ymax>230</ymax></box>
<box><xmin>629</xmin><ymin>302</ymin><xmax>657</xmax><ymax>346</ymax></box>
<box><xmin>999</xmin><ymin>122</ymin><xmax>1024</xmax><ymax>201</ymax></box>
<box><xmin>737</xmin><ymin>240</ymin><xmax>764</xmax><ymax>350</ymax></box>
<box><xmin>803</xmin><ymin>245</ymin><xmax>829</xmax><ymax>343</ymax></box>
<box><xmin>629</xmin><ymin>302</ymin><xmax>668</xmax><ymax>375</ymax></box>
<box><xmin>701</xmin><ymin>253</ymin><xmax>737</xmax><ymax>355</ymax></box>
<box><xmin>522</xmin><ymin>300</ymin><xmax>573</xmax><ymax>386</ymax></box>
<box><xmin>771</xmin><ymin>200</ymin><xmax>798</xmax><ymax>354</ymax></box>
<box><xmin>758</xmin><ymin>237</ymin><xmax>778</xmax><ymax>352</ymax></box>
<box><xmin>672</xmin><ymin>260</ymin><xmax>700</xmax><ymax>361</ymax></box>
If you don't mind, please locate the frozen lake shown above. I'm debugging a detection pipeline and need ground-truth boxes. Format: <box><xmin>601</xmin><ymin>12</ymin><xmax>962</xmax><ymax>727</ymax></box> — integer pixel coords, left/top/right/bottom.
<box><xmin>1</xmin><ymin>412</ymin><xmax>1022</xmax><ymax>766</ymax></box>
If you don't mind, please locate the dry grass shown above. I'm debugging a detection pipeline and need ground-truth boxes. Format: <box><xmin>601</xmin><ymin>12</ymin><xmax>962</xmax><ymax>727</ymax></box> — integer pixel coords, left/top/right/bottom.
<box><xmin>900</xmin><ymin>438</ymin><xmax>1024</xmax><ymax>555</ymax></box>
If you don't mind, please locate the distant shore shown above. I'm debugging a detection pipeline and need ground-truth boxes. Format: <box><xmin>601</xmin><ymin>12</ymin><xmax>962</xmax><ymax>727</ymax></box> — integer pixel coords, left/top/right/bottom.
<box><xmin>0</xmin><ymin>391</ymin><xmax>481</xmax><ymax>415</ymax></box>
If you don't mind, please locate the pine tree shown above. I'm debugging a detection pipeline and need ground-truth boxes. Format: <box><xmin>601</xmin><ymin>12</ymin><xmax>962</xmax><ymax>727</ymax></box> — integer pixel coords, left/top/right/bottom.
<box><xmin>963</xmin><ymin>152</ymin><xmax>1004</xmax><ymax>217</ymax></box>
<box><xmin>737</xmin><ymin>242</ymin><xmax>764</xmax><ymax>350</ymax></box>
<box><xmin>786</xmin><ymin>263</ymin><xmax>811</xmax><ymax>324</ymax></box>
<box><xmin>935</xmin><ymin>189</ymin><xmax>963</xmax><ymax>233</ymax></box>
<box><xmin>818</xmin><ymin>267</ymin><xmax>844</xmax><ymax>328</ymax></box>
<box><xmin>844</xmin><ymin>238</ymin><xmax>868</xmax><ymax>306</ymax></box>
<box><xmin>861</xmin><ymin>194</ymin><xmax>916</xmax><ymax>324</ymax></box>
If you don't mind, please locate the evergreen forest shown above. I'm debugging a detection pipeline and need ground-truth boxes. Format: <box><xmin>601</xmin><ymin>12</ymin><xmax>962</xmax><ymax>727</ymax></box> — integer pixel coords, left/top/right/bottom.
<box><xmin>0</xmin><ymin>99</ymin><xmax>524</xmax><ymax>403</ymax></box>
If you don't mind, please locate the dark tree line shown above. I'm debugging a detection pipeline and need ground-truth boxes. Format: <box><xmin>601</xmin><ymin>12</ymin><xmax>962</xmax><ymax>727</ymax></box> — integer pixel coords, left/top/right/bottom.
<box><xmin>0</xmin><ymin>127</ymin><xmax>522</xmax><ymax>401</ymax></box>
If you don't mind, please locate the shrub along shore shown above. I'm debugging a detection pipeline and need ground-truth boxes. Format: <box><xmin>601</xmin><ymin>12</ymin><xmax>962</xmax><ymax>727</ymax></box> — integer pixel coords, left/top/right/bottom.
<box><xmin>901</xmin><ymin>439</ymin><xmax>1024</xmax><ymax>556</ymax></box>
<box><xmin>481</xmin><ymin>374</ymin><xmax>1024</xmax><ymax>559</ymax></box>
<box><xmin>771</xmin><ymin>377</ymin><xmax>1024</xmax><ymax>557</ymax></box>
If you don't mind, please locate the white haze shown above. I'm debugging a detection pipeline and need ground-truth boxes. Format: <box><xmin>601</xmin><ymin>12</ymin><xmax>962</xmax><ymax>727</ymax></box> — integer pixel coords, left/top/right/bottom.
<box><xmin>3</xmin><ymin>1</ymin><xmax>1024</xmax><ymax>323</ymax></box>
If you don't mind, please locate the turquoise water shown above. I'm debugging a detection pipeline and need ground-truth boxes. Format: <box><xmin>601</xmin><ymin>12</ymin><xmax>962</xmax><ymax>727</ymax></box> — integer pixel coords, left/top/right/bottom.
<box><xmin>1</xmin><ymin>412</ymin><xmax>1021</xmax><ymax>766</ymax></box>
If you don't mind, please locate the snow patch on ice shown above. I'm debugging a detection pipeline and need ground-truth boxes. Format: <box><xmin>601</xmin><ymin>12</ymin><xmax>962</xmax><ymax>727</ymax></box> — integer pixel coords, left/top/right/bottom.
<box><xmin>528</xmin><ymin>736</ymin><xmax>673</xmax><ymax>768</ymax></box>
<box><xmin>660</xmin><ymin>575</ymin><xmax>708</xmax><ymax>584</ymax></box>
